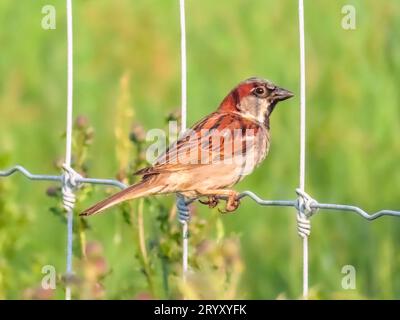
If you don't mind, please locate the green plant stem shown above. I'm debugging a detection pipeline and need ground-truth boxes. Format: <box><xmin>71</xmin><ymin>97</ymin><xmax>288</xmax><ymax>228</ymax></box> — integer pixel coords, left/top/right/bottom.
<box><xmin>131</xmin><ymin>199</ymin><xmax>155</xmax><ymax>296</ymax></box>
<box><xmin>79</xmin><ymin>217</ymin><xmax>87</xmax><ymax>259</ymax></box>
<box><xmin>137</xmin><ymin>199</ymin><xmax>149</xmax><ymax>266</ymax></box>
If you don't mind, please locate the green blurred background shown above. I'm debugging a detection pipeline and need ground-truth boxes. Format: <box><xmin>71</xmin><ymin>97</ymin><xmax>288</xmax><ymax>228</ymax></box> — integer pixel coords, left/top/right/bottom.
<box><xmin>0</xmin><ymin>0</ymin><xmax>400</xmax><ymax>299</ymax></box>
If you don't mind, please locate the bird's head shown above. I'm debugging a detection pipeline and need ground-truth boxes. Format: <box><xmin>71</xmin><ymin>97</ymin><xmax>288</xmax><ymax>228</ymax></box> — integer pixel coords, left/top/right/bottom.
<box><xmin>218</xmin><ymin>77</ymin><xmax>294</xmax><ymax>126</ymax></box>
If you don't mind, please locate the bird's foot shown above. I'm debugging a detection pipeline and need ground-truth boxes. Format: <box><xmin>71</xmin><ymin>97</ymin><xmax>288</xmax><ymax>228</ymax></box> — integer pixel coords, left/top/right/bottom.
<box><xmin>218</xmin><ymin>191</ymin><xmax>240</xmax><ymax>213</ymax></box>
<box><xmin>199</xmin><ymin>195</ymin><xmax>219</xmax><ymax>208</ymax></box>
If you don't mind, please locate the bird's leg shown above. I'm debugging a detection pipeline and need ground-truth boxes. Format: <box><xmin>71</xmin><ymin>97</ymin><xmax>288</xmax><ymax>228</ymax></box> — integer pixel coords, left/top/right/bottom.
<box><xmin>224</xmin><ymin>191</ymin><xmax>240</xmax><ymax>213</ymax></box>
<box><xmin>199</xmin><ymin>195</ymin><xmax>219</xmax><ymax>208</ymax></box>
<box><xmin>195</xmin><ymin>189</ymin><xmax>240</xmax><ymax>213</ymax></box>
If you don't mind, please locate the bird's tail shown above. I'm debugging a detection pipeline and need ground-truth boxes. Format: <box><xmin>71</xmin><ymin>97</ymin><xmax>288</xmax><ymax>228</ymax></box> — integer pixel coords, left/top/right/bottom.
<box><xmin>80</xmin><ymin>178</ymin><xmax>165</xmax><ymax>217</ymax></box>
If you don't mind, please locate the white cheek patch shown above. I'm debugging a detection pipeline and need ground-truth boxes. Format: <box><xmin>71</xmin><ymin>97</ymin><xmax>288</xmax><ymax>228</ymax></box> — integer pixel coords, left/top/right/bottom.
<box><xmin>257</xmin><ymin>102</ymin><xmax>269</xmax><ymax>121</ymax></box>
<box><xmin>240</xmin><ymin>96</ymin><xmax>269</xmax><ymax>123</ymax></box>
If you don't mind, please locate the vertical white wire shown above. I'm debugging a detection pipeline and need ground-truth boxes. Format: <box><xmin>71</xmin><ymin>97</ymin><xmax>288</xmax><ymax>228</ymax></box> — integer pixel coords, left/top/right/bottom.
<box><xmin>179</xmin><ymin>0</ymin><xmax>188</xmax><ymax>280</ymax></box>
<box><xmin>65</xmin><ymin>0</ymin><xmax>74</xmax><ymax>300</ymax></box>
<box><xmin>179</xmin><ymin>0</ymin><xmax>187</xmax><ymax>131</ymax></box>
<box><xmin>66</xmin><ymin>0</ymin><xmax>73</xmax><ymax>168</ymax></box>
<box><xmin>298</xmin><ymin>0</ymin><xmax>308</xmax><ymax>299</ymax></box>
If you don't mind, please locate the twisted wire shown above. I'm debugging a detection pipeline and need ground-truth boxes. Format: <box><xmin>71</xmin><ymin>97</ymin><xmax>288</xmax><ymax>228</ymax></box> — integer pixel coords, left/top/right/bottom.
<box><xmin>176</xmin><ymin>193</ymin><xmax>190</xmax><ymax>279</ymax></box>
<box><xmin>176</xmin><ymin>194</ymin><xmax>191</xmax><ymax>226</ymax></box>
<box><xmin>61</xmin><ymin>164</ymin><xmax>81</xmax><ymax>300</ymax></box>
<box><xmin>61</xmin><ymin>164</ymin><xmax>81</xmax><ymax>212</ymax></box>
<box><xmin>295</xmin><ymin>189</ymin><xmax>318</xmax><ymax>238</ymax></box>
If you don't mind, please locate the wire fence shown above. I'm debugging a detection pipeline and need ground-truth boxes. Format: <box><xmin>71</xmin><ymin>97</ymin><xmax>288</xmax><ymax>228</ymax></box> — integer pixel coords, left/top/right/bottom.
<box><xmin>1</xmin><ymin>0</ymin><xmax>400</xmax><ymax>300</ymax></box>
<box><xmin>177</xmin><ymin>0</ymin><xmax>189</xmax><ymax>283</ymax></box>
<box><xmin>297</xmin><ymin>0</ymin><xmax>309</xmax><ymax>298</ymax></box>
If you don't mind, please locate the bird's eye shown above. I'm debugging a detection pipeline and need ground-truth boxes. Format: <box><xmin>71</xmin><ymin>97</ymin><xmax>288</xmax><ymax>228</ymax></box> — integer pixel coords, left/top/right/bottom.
<box><xmin>254</xmin><ymin>87</ymin><xmax>266</xmax><ymax>97</ymax></box>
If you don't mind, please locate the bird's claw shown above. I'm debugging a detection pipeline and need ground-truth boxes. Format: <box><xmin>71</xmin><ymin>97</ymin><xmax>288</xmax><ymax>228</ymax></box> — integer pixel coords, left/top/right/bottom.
<box><xmin>199</xmin><ymin>196</ymin><xmax>219</xmax><ymax>208</ymax></box>
<box><xmin>219</xmin><ymin>193</ymin><xmax>240</xmax><ymax>214</ymax></box>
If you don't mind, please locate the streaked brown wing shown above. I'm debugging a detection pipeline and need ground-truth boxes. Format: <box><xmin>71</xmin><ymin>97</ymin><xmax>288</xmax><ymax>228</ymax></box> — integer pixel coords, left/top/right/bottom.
<box><xmin>135</xmin><ymin>112</ymin><xmax>262</xmax><ymax>176</ymax></box>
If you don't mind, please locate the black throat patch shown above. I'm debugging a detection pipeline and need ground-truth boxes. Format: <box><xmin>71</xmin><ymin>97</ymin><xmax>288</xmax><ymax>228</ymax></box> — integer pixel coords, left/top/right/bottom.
<box><xmin>263</xmin><ymin>102</ymin><xmax>277</xmax><ymax>129</ymax></box>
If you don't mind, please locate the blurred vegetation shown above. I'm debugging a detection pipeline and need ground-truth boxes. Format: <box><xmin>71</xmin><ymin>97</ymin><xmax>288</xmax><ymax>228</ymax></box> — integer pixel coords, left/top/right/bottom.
<box><xmin>0</xmin><ymin>0</ymin><xmax>399</xmax><ymax>299</ymax></box>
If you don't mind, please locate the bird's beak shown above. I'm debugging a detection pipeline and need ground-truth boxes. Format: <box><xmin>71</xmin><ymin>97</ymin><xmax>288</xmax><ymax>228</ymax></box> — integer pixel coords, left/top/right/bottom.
<box><xmin>271</xmin><ymin>87</ymin><xmax>294</xmax><ymax>102</ymax></box>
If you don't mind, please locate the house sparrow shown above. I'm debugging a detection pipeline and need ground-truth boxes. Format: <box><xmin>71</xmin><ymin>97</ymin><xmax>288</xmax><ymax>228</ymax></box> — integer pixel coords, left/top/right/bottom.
<box><xmin>81</xmin><ymin>77</ymin><xmax>293</xmax><ymax>216</ymax></box>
